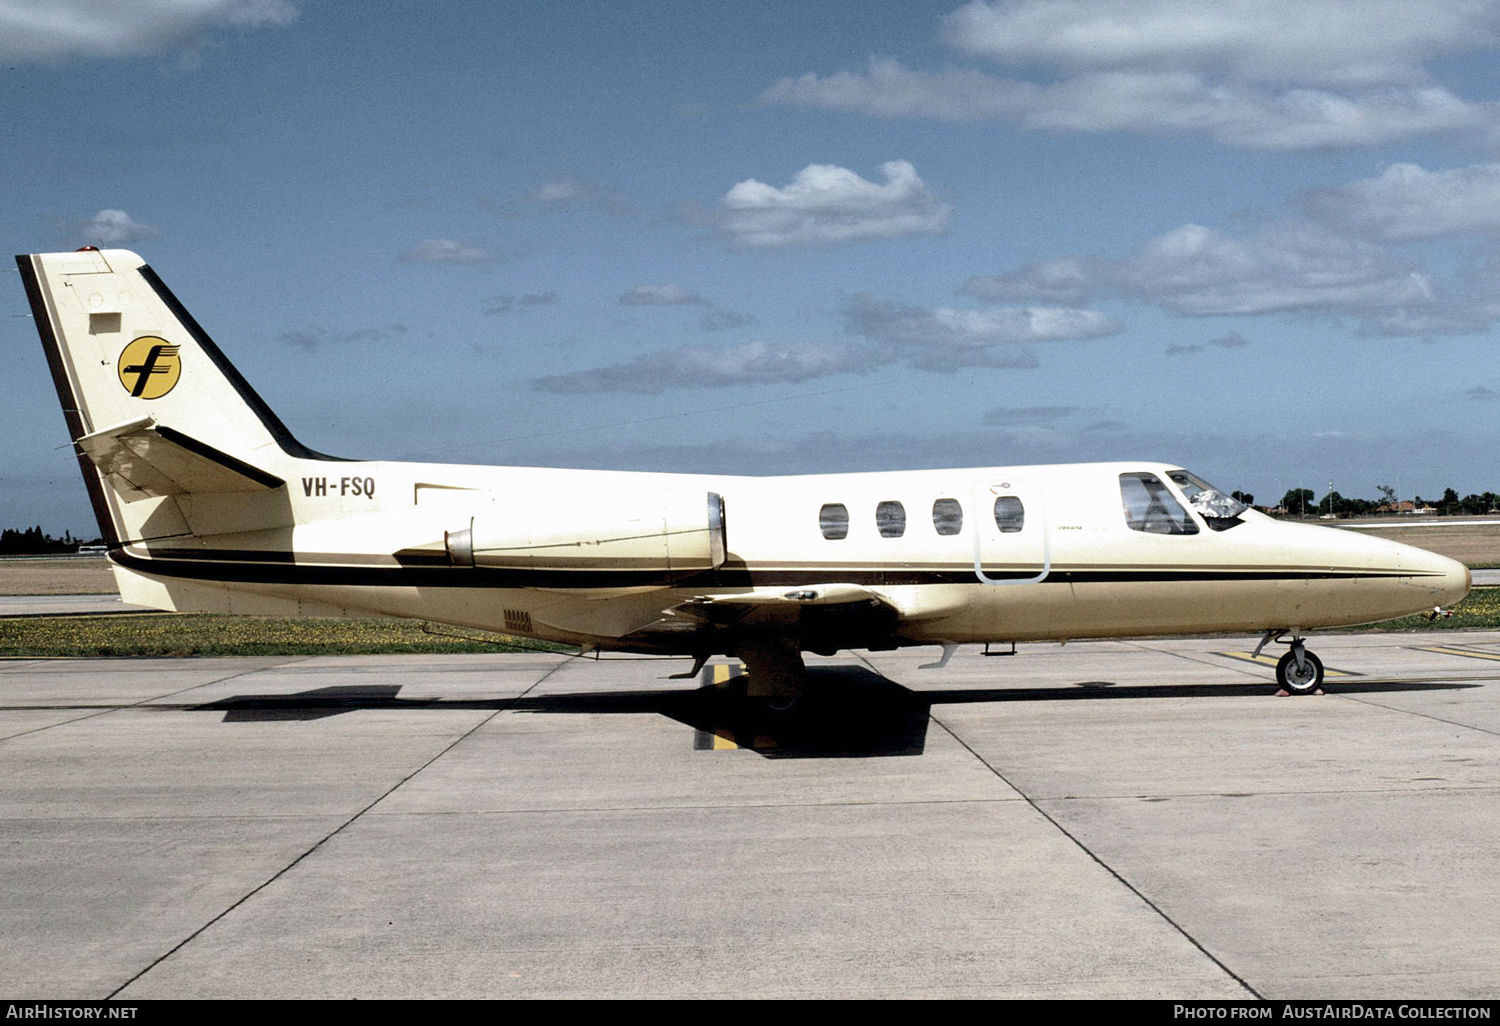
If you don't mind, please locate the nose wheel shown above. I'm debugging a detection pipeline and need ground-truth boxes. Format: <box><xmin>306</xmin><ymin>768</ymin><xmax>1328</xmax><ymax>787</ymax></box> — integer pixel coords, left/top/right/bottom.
<box><xmin>1275</xmin><ymin>644</ymin><xmax>1324</xmax><ymax>694</ymax></box>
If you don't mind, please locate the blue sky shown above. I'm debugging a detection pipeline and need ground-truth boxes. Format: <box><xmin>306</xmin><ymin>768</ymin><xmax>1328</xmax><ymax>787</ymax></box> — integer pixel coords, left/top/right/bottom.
<box><xmin>5</xmin><ymin>0</ymin><xmax>1500</xmax><ymax>535</ymax></box>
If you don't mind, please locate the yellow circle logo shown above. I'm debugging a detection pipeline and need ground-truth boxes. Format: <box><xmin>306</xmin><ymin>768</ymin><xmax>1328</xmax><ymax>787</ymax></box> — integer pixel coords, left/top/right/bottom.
<box><xmin>117</xmin><ymin>337</ymin><xmax>181</xmax><ymax>399</ymax></box>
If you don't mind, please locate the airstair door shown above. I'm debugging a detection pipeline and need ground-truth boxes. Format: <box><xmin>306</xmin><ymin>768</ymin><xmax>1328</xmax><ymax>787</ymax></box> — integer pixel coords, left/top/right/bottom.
<box><xmin>971</xmin><ymin>478</ymin><xmax>1049</xmax><ymax>585</ymax></box>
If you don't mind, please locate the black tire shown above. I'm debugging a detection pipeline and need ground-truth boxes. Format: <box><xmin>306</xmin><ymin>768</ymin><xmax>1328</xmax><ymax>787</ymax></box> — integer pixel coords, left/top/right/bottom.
<box><xmin>1276</xmin><ymin>649</ymin><xmax>1324</xmax><ymax>693</ymax></box>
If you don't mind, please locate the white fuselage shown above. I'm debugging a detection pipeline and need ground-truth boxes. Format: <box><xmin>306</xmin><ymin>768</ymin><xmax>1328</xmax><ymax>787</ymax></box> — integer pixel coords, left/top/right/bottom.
<box><xmin>17</xmin><ymin>248</ymin><xmax>1469</xmax><ymax>668</ymax></box>
<box><xmin>110</xmin><ymin>458</ymin><xmax>1471</xmax><ymax>655</ymax></box>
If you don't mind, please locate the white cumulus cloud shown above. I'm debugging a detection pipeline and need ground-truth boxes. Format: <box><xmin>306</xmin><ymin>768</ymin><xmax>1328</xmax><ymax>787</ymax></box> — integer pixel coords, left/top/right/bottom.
<box><xmin>760</xmin><ymin>57</ymin><xmax>1032</xmax><ymax>121</ymax></box>
<box><xmin>1299</xmin><ymin>163</ymin><xmax>1500</xmax><ymax>241</ymax></box>
<box><xmin>963</xmin><ymin>221</ymin><xmax>1432</xmax><ymax>317</ymax></box>
<box><xmin>515</xmin><ymin>176</ymin><xmax>636</xmax><ymax>216</ymax></box>
<box><xmin>399</xmin><ymin>239</ymin><xmax>495</xmax><ymax>264</ymax></box>
<box><xmin>79</xmin><ymin>209</ymin><xmax>158</xmax><ymax>245</ymax></box>
<box><xmin>0</xmin><ymin>0</ymin><xmax>298</xmax><ymax>61</ymax></box>
<box><xmin>715</xmin><ymin>160</ymin><xmax>952</xmax><ymax>250</ymax></box>
<box><xmin>843</xmin><ymin>294</ymin><xmax>1116</xmax><ymax>370</ymax></box>
<box><xmin>531</xmin><ymin>340</ymin><xmax>889</xmax><ymax>394</ymax></box>
<box><xmin>761</xmin><ymin>2</ymin><xmax>1500</xmax><ymax>149</ymax></box>
<box><xmin>618</xmin><ymin>284</ymin><xmax>704</xmax><ymax>306</ymax></box>
<box><xmin>940</xmin><ymin>0</ymin><xmax>1500</xmax><ymax>86</ymax></box>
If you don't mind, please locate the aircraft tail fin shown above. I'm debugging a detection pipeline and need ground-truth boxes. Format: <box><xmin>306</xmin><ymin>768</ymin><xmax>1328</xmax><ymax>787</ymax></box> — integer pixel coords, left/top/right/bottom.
<box><xmin>16</xmin><ymin>248</ymin><xmax>333</xmax><ymax>546</ymax></box>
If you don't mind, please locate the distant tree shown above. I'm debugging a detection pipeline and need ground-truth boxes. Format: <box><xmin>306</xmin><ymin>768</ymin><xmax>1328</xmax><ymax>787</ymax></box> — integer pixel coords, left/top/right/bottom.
<box><xmin>0</xmin><ymin>526</ymin><xmax>79</xmax><ymax>555</ymax></box>
<box><xmin>1231</xmin><ymin>490</ymin><xmax>1254</xmax><ymax>506</ymax></box>
<box><xmin>1441</xmin><ymin>487</ymin><xmax>1461</xmax><ymax>516</ymax></box>
<box><xmin>1318</xmin><ymin>491</ymin><xmax>1344</xmax><ymax>517</ymax></box>
<box><xmin>1377</xmin><ymin>484</ymin><xmax>1397</xmax><ymax>506</ymax></box>
<box><xmin>1280</xmin><ymin>488</ymin><xmax>1315</xmax><ymax>516</ymax></box>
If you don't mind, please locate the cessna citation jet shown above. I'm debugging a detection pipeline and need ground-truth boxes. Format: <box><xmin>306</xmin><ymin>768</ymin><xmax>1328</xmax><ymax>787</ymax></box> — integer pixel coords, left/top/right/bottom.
<box><xmin>18</xmin><ymin>248</ymin><xmax>1470</xmax><ymax>698</ymax></box>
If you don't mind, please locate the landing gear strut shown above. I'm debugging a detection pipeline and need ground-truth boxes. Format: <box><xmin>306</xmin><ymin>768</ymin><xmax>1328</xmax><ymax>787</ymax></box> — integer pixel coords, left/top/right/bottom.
<box><xmin>736</xmin><ymin>636</ymin><xmax>806</xmax><ymax>709</ymax></box>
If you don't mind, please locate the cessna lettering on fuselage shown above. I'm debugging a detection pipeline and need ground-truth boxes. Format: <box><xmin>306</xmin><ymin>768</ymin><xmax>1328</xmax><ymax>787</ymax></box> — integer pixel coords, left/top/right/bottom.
<box><xmin>18</xmin><ymin>249</ymin><xmax>1470</xmax><ymax>697</ymax></box>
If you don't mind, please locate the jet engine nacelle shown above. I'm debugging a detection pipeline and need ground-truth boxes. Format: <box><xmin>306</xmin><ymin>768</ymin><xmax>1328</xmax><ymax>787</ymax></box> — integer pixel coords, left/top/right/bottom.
<box><xmin>446</xmin><ymin>490</ymin><xmax>726</xmax><ymax>575</ymax></box>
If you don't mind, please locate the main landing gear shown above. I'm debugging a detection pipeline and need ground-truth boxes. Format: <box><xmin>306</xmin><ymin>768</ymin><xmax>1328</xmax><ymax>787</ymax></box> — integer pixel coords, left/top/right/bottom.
<box><xmin>1254</xmin><ymin>630</ymin><xmax>1325</xmax><ymax>694</ymax></box>
<box><xmin>736</xmin><ymin>636</ymin><xmax>807</xmax><ymax>712</ymax></box>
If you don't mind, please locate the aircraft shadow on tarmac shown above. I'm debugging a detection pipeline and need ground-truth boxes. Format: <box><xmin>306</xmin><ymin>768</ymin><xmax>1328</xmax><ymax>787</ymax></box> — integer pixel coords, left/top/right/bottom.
<box><xmin>190</xmin><ymin>666</ymin><xmax>1481</xmax><ymax>760</ymax></box>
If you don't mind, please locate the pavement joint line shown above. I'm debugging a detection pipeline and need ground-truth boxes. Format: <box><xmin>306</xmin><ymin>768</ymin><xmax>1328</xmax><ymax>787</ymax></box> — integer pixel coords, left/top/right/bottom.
<box><xmin>1412</xmin><ymin>644</ymin><xmax>1500</xmax><ymax>662</ymax></box>
<box><xmin>1114</xmin><ymin>640</ymin><xmax>1275</xmax><ymax>679</ymax></box>
<box><xmin>851</xmin><ymin>649</ymin><xmax>1263</xmax><ymax>997</ymax></box>
<box><xmin>358</xmin><ymin>797</ymin><xmax>1033</xmax><ymax>816</ymax></box>
<box><xmin>1215</xmin><ymin>651</ymin><xmax>1359</xmax><ymax>676</ymax></box>
<box><xmin>0</xmin><ymin>656</ymin><xmax>314</xmax><ymax>745</ymax></box>
<box><xmin>1034</xmin><ymin>784</ymin><xmax>1500</xmax><ymax>802</ymax></box>
<box><xmin>1328</xmin><ymin>689</ymin><xmax>1500</xmax><ymax>740</ymax></box>
<box><xmin>0</xmin><ymin>797</ymin><xmax>1038</xmax><ymax>827</ymax></box>
<box><xmin>106</xmin><ymin>656</ymin><xmax>569</xmax><ymax>1000</ymax></box>
<box><xmin>1338</xmin><ymin>675</ymin><xmax>1500</xmax><ymax>685</ymax></box>
<box><xmin>347</xmin><ymin>783</ymin><xmax>1500</xmax><ymax>816</ymax></box>
<box><xmin>918</xmin><ymin>700</ymin><xmax>1262</xmax><ymax>999</ymax></box>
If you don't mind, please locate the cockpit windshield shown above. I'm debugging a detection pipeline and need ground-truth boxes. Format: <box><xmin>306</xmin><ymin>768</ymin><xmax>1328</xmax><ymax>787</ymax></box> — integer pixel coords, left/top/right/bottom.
<box><xmin>1167</xmin><ymin>470</ymin><xmax>1249</xmax><ymax>529</ymax></box>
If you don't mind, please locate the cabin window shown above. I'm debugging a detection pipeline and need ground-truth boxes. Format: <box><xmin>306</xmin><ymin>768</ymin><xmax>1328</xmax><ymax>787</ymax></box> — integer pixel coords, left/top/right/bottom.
<box><xmin>932</xmin><ymin>498</ymin><xmax>963</xmax><ymax>536</ymax></box>
<box><xmin>876</xmin><ymin>500</ymin><xmax>906</xmax><ymax>538</ymax></box>
<box><xmin>993</xmin><ymin>495</ymin><xmax>1025</xmax><ymax>533</ymax></box>
<box><xmin>1120</xmin><ymin>472</ymin><xmax>1199</xmax><ymax>535</ymax></box>
<box><xmin>819</xmin><ymin>502</ymin><xmax>849</xmax><ymax>540</ymax></box>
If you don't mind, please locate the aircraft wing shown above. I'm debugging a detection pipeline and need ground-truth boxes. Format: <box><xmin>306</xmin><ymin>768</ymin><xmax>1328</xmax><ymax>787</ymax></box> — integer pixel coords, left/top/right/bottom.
<box><xmin>676</xmin><ymin>583</ymin><xmax>883</xmax><ymax>611</ymax></box>
<box><xmin>75</xmin><ymin>416</ymin><xmax>285</xmax><ymax>502</ymax></box>
<box><xmin>664</xmin><ymin>583</ymin><xmax>900</xmax><ymax>627</ymax></box>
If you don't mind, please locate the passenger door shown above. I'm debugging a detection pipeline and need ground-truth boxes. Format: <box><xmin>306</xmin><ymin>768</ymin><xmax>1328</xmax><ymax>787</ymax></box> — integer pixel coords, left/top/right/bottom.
<box><xmin>971</xmin><ymin>479</ymin><xmax>1049</xmax><ymax>585</ymax></box>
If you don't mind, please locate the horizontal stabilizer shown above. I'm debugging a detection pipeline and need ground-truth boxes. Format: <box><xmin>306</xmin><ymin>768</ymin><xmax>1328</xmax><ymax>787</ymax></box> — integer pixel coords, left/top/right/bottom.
<box><xmin>75</xmin><ymin>415</ymin><xmax>284</xmax><ymax>502</ymax></box>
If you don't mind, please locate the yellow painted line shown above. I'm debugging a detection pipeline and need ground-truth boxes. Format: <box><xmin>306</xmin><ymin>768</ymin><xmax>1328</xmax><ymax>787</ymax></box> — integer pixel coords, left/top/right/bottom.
<box><xmin>693</xmin><ymin>663</ymin><xmax>747</xmax><ymax>751</ymax></box>
<box><xmin>1414</xmin><ymin>645</ymin><xmax>1500</xmax><ymax>663</ymax></box>
<box><xmin>1217</xmin><ymin>651</ymin><xmax>1356</xmax><ymax>677</ymax></box>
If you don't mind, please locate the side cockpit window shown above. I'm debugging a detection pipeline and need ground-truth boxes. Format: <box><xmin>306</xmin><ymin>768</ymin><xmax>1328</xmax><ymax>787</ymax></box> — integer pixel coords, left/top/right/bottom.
<box><xmin>1120</xmin><ymin>472</ymin><xmax>1199</xmax><ymax>535</ymax></box>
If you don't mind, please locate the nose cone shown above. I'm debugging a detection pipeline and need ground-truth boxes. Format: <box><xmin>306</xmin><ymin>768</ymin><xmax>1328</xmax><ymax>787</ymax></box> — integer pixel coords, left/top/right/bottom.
<box><xmin>1432</xmin><ymin>551</ymin><xmax>1471</xmax><ymax>608</ymax></box>
<box><xmin>1386</xmin><ymin>537</ymin><xmax>1470</xmax><ymax>609</ymax></box>
<box><xmin>1274</xmin><ymin>522</ymin><xmax>1472</xmax><ymax>627</ymax></box>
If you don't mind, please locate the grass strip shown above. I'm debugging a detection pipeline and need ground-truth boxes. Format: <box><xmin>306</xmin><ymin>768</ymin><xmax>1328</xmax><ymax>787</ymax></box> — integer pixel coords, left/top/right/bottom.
<box><xmin>3</xmin><ymin>590</ymin><xmax>1500</xmax><ymax>658</ymax></box>
<box><xmin>0</xmin><ymin>613</ymin><xmax>572</xmax><ymax>658</ymax></box>
<box><xmin>1333</xmin><ymin>586</ymin><xmax>1500</xmax><ymax>631</ymax></box>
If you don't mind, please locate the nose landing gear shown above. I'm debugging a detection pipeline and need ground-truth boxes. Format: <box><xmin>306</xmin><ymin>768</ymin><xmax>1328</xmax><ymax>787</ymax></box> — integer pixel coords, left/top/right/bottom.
<box><xmin>1275</xmin><ymin>643</ymin><xmax>1324</xmax><ymax>694</ymax></box>
<box><xmin>1254</xmin><ymin>630</ymin><xmax>1325</xmax><ymax>695</ymax></box>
